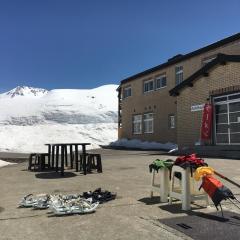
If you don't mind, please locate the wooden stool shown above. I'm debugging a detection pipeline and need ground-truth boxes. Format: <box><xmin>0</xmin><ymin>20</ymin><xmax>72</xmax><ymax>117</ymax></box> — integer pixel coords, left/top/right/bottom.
<box><xmin>78</xmin><ymin>153</ymin><xmax>102</xmax><ymax>173</ymax></box>
<box><xmin>28</xmin><ymin>153</ymin><xmax>50</xmax><ymax>171</ymax></box>
<box><xmin>87</xmin><ymin>154</ymin><xmax>102</xmax><ymax>173</ymax></box>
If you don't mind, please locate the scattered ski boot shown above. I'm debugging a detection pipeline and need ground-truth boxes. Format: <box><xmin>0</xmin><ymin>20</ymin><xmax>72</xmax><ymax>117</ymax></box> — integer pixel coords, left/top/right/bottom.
<box><xmin>19</xmin><ymin>193</ymin><xmax>50</xmax><ymax>208</ymax></box>
<box><xmin>50</xmin><ymin>198</ymin><xmax>99</xmax><ymax>215</ymax></box>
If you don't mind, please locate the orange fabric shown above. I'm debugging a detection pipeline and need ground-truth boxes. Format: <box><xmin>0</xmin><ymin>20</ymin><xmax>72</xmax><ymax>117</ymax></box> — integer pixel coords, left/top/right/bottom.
<box><xmin>202</xmin><ymin>175</ymin><xmax>223</xmax><ymax>198</ymax></box>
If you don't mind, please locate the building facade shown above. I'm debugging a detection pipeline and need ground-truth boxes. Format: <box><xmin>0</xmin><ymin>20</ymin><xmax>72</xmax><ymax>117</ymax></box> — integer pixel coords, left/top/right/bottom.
<box><xmin>117</xmin><ymin>33</ymin><xmax>240</xmax><ymax>148</ymax></box>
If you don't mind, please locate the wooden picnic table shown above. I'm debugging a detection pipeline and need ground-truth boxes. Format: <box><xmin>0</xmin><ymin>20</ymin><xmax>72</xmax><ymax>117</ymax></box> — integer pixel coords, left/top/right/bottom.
<box><xmin>45</xmin><ymin>143</ymin><xmax>91</xmax><ymax>176</ymax></box>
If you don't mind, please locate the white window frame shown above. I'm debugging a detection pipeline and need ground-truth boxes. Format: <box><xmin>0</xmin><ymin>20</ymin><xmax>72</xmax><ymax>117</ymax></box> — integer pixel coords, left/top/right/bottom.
<box><xmin>123</xmin><ymin>86</ymin><xmax>132</xmax><ymax>99</ymax></box>
<box><xmin>155</xmin><ymin>74</ymin><xmax>167</xmax><ymax>90</ymax></box>
<box><xmin>133</xmin><ymin>115</ymin><xmax>142</xmax><ymax>134</ymax></box>
<box><xmin>143</xmin><ymin>113</ymin><xmax>154</xmax><ymax>133</ymax></box>
<box><xmin>169</xmin><ymin>115</ymin><xmax>176</xmax><ymax>129</ymax></box>
<box><xmin>143</xmin><ymin>79</ymin><xmax>154</xmax><ymax>93</ymax></box>
<box><xmin>175</xmin><ymin>66</ymin><xmax>183</xmax><ymax>85</ymax></box>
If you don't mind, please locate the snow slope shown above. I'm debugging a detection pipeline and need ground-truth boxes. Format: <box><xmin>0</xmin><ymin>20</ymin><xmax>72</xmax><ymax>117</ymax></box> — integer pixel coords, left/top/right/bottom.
<box><xmin>0</xmin><ymin>85</ymin><xmax>118</xmax><ymax>125</ymax></box>
<box><xmin>0</xmin><ymin>85</ymin><xmax>118</xmax><ymax>152</ymax></box>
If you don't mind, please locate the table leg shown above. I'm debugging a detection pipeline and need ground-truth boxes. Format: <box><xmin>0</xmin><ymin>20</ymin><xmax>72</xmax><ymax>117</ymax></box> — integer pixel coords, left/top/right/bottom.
<box><xmin>41</xmin><ymin>155</ymin><xmax>45</xmax><ymax>170</ymax></box>
<box><xmin>64</xmin><ymin>145</ymin><xmax>68</xmax><ymax>167</ymax></box>
<box><xmin>70</xmin><ymin>145</ymin><xmax>73</xmax><ymax>169</ymax></box>
<box><xmin>97</xmin><ymin>155</ymin><xmax>102</xmax><ymax>173</ymax></box>
<box><xmin>51</xmin><ymin>146</ymin><xmax>55</xmax><ymax>169</ymax></box>
<box><xmin>48</xmin><ymin>145</ymin><xmax>51</xmax><ymax>167</ymax></box>
<box><xmin>82</xmin><ymin>145</ymin><xmax>87</xmax><ymax>175</ymax></box>
<box><xmin>61</xmin><ymin>146</ymin><xmax>64</xmax><ymax>176</ymax></box>
<box><xmin>75</xmin><ymin>145</ymin><xmax>79</xmax><ymax>172</ymax></box>
<box><xmin>56</xmin><ymin>146</ymin><xmax>59</xmax><ymax>172</ymax></box>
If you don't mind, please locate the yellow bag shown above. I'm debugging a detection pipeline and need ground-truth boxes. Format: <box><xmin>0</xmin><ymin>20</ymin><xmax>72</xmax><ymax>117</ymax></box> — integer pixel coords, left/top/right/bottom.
<box><xmin>194</xmin><ymin>166</ymin><xmax>214</xmax><ymax>181</ymax></box>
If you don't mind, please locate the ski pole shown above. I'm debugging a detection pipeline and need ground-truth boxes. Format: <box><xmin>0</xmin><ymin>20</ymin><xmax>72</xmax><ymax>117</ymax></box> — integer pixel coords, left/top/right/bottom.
<box><xmin>214</xmin><ymin>171</ymin><xmax>240</xmax><ymax>189</ymax></box>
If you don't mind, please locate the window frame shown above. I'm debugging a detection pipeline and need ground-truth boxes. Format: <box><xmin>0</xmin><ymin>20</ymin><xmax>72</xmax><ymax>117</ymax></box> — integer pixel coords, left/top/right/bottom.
<box><xmin>155</xmin><ymin>74</ymin><xmax>167</xmax><ymax>90</ymax></box>
<box><xmin>175</xmin><ymin>66</ymin><xmax>183</xmax><ymax>85</ymax></box>
<box><xmin>132</xmin><ymin>114</ymin><xmax>142</xmax><ymax>134</ymax></box>
<box><xmin>169</xmin><ymin>114</ymin><xmax>176</xmax><ymax>129</ymax></box>
<box><xmin>123</xmin><ymin>86</ymin><xmax>132</xmax><ymax>99</ymax></box>
<box><xmin>143</xmin><ymin>112</ymin><xmax>154</xmax><ymax>133</ymax></box>
<box><xmin>143</xmin><ymin>79</ymin><xmax>155</xmax><ymax>93</ymax></box>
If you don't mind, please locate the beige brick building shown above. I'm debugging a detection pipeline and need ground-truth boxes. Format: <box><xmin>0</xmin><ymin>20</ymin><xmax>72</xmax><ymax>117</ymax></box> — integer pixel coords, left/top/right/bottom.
<box><xmin>117</xmin><ymin>33</ymin><xmax>240</xmax><ymax>148</ymax></box>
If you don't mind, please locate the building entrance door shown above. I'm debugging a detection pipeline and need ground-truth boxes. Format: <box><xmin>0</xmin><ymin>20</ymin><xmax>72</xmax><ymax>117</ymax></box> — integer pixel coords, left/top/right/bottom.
<box><xmin>213</xmin><ymin>92</ymin><xmax>240</xmax><ymax>145</ymax></box>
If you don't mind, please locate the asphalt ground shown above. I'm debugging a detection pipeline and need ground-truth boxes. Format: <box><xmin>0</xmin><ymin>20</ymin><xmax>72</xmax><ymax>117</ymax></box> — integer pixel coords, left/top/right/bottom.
<box><xmin>0</xmin><ymin>149</ymin><xmax>240</xmax><ymax>240</ymax></box>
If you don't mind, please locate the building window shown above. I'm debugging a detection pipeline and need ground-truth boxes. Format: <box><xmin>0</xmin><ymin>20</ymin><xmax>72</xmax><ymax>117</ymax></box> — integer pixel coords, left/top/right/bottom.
<box><xmin>144</xmin><ymin>113</ymin><xmax>154</xmax><ymax>133</ymax></box>
<box><xmin>123</xmin><ymin>86</ymin><xmax>131</xmax><ymax>98</ymax></box>
<box><xmin>175</xmin><ymin>66</ymin><xmax>183</xmax><ymax>85</ymax></box>
<box><xmin>133</xmin><ymin>115</ymin><xmax>142</xmax><ymax>134</ymax></box>
<box><xmin>169</xmin><ymin>115</ymin><xmax>175</xmax><ymax>129</ymax></box>
<box><xmin>143</xmin><ymin>79</ymin><xmax>154</xmax><ymax>93</ymax></box>
<box><xmin>155</xmin><ymin>74</ymin><xmax>167</xmax><ymax>89</ymax></box>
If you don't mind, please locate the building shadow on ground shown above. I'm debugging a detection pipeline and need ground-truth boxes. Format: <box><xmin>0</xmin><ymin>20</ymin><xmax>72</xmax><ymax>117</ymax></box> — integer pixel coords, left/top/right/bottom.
<box><xmin>158</xmin><ymin>203</ymin><xmax>210</xmax><ymax>214</ymax></box>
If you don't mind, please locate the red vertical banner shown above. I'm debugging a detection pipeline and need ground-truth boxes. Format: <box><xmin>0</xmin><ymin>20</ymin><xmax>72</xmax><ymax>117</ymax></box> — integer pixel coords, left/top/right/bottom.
<box><xmin>201</xmin><ymin>103</ymin><xmax>213</xmax><ymax>141</ymax></box>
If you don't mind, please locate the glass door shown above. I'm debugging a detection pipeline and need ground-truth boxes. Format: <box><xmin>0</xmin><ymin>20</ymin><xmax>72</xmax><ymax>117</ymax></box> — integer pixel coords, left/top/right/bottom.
<box><xmin>214</xmin><ymin>93</ymin><xmax>240</xmax><ymax>145</ymax></box>
<box><xmin>215</xmin><ymin>102</ymin><xmax>229</xmax><ymax>144</ymax></box>
<box><xmin>229</xmin><ymin>101</ymin><xmax>240</xmax><ymax>144</ymax></box>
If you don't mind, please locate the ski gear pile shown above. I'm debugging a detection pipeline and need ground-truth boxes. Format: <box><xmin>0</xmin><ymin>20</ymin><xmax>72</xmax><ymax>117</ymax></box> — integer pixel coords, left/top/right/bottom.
<box><xmin>19</xmin><ymin>188</ymin><xmax>116</xmax><ymax>216</ymax></box>
<box><xmin>49</xmin><ymin>195</ymin><xmax>99</xmax><ymax>215</ymax></box>
<box><xmin>81</xmin><ymin>188</ymin><xmax>117</xmax><ymax>204</ymax></box>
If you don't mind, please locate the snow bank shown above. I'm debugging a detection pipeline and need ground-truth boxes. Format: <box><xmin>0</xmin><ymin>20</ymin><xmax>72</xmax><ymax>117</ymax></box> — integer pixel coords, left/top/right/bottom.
<box><xmin>0</xmin><ymin>159</ymin><xmax>16</xmax><ymax>168</ymax></box>
<box><xmin>0</xmin><ymin>123</ymin><xmax>118</xmax><ymax>153</ymax></box>
<box><xmin>109</xmin><ymin>138</ymin><xmax>177</xmax><ymax>151</ymax></box>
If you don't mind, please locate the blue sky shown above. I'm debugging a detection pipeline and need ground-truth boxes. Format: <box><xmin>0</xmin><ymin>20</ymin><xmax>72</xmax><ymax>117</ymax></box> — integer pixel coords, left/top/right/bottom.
<box><xmin>0</xmin><ymin>0</ymin><xmax>239</xmax><ymax>92</ymax></box>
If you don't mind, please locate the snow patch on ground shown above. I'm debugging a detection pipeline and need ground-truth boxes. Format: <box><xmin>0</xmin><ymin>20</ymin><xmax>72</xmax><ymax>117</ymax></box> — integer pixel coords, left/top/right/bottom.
<box><xmin>110</xmin><ymin>138</ymin><xmax>177</xmax><ymax>151</ymax></box>
<box><xmin>0</xmin><ymin>159</ymin><xmax>16</xmax><ymax>168</ymax></box>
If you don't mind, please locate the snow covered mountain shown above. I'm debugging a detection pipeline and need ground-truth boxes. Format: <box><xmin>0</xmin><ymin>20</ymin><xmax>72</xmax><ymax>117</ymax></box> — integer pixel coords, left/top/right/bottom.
<box><xmin>0</xmin><ymin>85</ymin><xmax>119</xmax><ymax>153</ymax></box>
<box><xmin>3</xmin><ymin>86</ymin><xmax>48</xmax><ymax>98</ymax></box>
<box><xmin>0</xmin><ymin>85</ymin><xmax>118</xmax><ymax>125</ymax></box>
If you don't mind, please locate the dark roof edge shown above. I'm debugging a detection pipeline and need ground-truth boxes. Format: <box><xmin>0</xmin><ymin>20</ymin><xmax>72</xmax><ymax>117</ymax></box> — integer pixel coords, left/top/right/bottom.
<box><xmin>120</xmin><ymin>32</ymin><xmax>240</xmax><ymax>85</ymax></box>
<box><xmin>169</xmin><ymin>54</ymin><xmax>240</xmax><ymax>96</ymax></box>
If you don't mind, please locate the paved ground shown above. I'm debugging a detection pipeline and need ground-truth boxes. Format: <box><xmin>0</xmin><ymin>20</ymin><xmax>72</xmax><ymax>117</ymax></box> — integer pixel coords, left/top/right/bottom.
<box><xmin>0</xmin><ymin>149</ymin><xmax>240</xmax><ymax>240</ymax></box>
